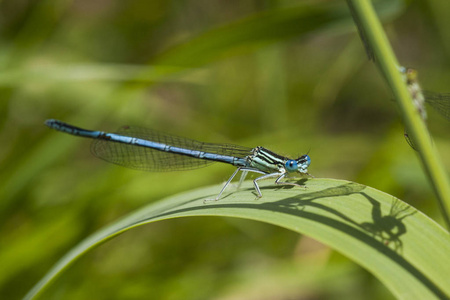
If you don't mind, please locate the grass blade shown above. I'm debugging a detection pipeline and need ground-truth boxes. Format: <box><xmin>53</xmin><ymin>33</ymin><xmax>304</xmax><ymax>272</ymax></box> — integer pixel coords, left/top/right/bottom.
<box><xmin>25</xmin><ymin>179</ymin><xmax>450</xmax><ymax>299</ymax></box>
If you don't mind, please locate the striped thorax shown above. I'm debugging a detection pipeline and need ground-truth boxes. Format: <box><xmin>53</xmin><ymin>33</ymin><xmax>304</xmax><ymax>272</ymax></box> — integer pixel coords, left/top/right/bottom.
<box><xmin>247</xmin><ymin>147</ymin><xmax>311</xmax><ymax>174</ymax></box>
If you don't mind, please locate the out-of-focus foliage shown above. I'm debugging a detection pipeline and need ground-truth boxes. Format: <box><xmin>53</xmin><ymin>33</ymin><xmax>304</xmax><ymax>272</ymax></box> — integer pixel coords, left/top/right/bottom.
<box><xmin>1</xmin><ymin>0</ymin><xmax>449</xmax><ymax>299</ymax></box>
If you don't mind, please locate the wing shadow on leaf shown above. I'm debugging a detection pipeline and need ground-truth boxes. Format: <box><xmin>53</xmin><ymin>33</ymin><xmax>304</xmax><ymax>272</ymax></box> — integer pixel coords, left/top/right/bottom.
<box><xmin>142</xmin><ymin>182</ymin><xmax>443</xmax><ymax>299</ymax></box>
<box><xmin>26</xmin><ymin>182</ymin><xmax>444</xmax><ymax>300</ymax></box>
<box><xmin>270</xmin><ymin>182</ymin><xmax>416</xmax><ymax>250</ymax></box>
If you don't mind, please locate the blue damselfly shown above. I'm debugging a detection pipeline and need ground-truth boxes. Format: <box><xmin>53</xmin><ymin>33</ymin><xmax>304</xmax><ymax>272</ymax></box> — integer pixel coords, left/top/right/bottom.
<box><xmin>45</xmin><ymin>119</ymin><xmax>312</xmax><ymax>201</ymax></box>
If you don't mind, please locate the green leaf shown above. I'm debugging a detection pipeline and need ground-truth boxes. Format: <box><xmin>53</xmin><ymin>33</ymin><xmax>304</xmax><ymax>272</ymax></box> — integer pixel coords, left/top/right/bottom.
<box><xmin>25</xmin><ymin>178</ymin><xmax>450</xmax><ymax>299</ymax></box>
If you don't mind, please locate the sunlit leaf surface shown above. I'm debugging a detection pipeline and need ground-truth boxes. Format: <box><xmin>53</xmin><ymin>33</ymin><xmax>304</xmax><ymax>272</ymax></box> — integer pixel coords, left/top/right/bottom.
<box><xmin>26</xmin><ymin>178</ymin><xmax>450</xmax><ymax>299</ymax></box>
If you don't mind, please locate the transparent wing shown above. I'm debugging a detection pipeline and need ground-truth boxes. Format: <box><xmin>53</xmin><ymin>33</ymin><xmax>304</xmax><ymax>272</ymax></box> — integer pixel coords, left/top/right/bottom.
<box><xmin>424</xmin><ymin>91</ymin><xmax>450</xmax><ymax>120</ymax></box>
<box><xmin>91</xmin><ymin>126</ymin><xmax>252</xmax><ymax>172</ymax></box>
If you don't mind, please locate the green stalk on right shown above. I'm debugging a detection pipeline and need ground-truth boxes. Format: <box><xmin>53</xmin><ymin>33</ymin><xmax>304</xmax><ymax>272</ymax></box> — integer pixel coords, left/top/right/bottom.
<box><xmin>346</xmin><ymin>0</ymin><xmax>450</xmax><ymax>229</ymax></box>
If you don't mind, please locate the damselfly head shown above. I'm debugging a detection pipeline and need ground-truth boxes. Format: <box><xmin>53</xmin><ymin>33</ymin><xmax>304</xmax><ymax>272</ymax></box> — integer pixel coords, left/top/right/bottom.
<box><xmin>285</xmin><ymin>155</ymin><xmax>311</xmax><ymax>173</ymax></box>
<box><xmin>406</xmin><ymin>68</ymin><xmax>418</xmax><ymax>83</ymax></box>
<box><xmin>398</xmin><ymin>66</ymin><xmax>418</xmax><ymax>84</ymax></box>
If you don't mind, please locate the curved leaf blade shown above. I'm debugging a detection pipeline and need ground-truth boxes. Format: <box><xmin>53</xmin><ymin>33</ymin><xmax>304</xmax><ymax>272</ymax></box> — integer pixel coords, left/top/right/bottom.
<box><xmin>25</xmin><ymin>178</ymin><xmax>450</xmax><ymax>299</ymax></box>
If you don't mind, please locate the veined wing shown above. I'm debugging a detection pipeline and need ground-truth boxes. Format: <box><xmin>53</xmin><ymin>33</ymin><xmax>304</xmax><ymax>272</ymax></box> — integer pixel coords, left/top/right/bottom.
<box><xmin>91</xmin><ymin>126</ymin><xmax>253</xmax><ymax>172</ymax></box>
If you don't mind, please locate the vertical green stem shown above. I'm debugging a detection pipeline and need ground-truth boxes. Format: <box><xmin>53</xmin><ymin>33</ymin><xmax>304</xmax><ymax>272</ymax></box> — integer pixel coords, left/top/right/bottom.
<box><xmin>347</xmin><ymin>0</ymin><xmax>450</xmax><ymax>229</ymax></box>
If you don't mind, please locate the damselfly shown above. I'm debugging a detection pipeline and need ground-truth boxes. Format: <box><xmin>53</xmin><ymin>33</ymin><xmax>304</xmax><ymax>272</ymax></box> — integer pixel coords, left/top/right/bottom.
<box><xmin>400</xmin><ymin>66</ymin><xmax>450</xmax><ymax>121</ymax></box>
<box><xmin>45</xmin><ymin>119</ymin><xmax>312</xmax><ymax>201</ymax></box>
<box><xmin>399</xmin><ymin>66</ymin><xmax>450</xmax><ymax>149</ymax></box>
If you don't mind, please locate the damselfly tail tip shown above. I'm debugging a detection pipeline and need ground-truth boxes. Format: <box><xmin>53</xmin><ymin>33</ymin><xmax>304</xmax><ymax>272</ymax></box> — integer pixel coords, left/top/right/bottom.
<box><xmin>44</xmin><ymin>119</ymin><xmax>63</xmax><ymax>129</ymax></box>
<box><xmin>44</xmin><ymin>119</ymin><xmax>55</xmax><ymax>127</ymax></box>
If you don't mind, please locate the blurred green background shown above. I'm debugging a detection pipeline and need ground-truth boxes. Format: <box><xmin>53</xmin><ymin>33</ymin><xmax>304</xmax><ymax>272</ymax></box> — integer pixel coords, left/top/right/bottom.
<box><xmin>1</xmin><ymin>0</ymin><xmax>449</xmax><ymax>299</ymax></box>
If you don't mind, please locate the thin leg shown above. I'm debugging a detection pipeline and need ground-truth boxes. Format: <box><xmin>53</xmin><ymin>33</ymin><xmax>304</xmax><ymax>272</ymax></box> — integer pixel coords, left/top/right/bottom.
<box><xmin>205</xmin><ymin>168</ymin><xmax>265</xmax><ymax>202</ymax></box>
<box><xmin>237</xmin><ymin>170</ymin><xmax>249</xmax><ymax>189</ymax></box>
<box><xmin>253</xmin><ymin>172</ymin><xmax>284</xmax><ymax>198</ymax></box>
<box><xmin>275</xmin><ymin>173</ymin><xmax>306</xmax><ymax>187</ymax></box>
<box><xmin>207</xmin><ymin>168</ymin><xmax>242</xmax><ymax>202</ymax></box>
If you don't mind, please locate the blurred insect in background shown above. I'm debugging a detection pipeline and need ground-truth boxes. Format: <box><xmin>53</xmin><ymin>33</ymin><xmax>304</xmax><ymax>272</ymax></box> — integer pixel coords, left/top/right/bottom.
<box><xmin>399</xmin><ymin>67</ymin><xmax>450</xmax><ymax>150</ymax></box>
